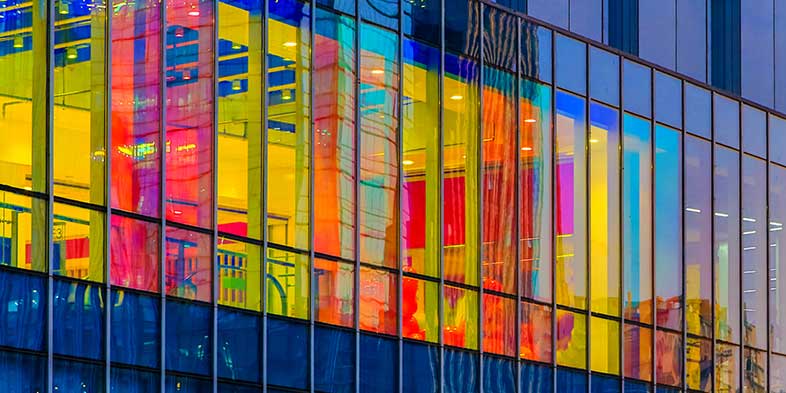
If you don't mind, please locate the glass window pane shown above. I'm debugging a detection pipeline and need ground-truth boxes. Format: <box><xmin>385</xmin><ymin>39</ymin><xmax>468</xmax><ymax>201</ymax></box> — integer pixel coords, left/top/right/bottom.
<box><xmin>714</xmin><ymin>94</ymin><xmax>740</xmax><ymax>148</ymax></box>
<box><xmin>403</xmin><ymin>341</ymin><xmax>439</xmax><ymax>393</ymax></box>
<box><xmin>314</xmin><ymin>9</ymin><xmax>356</xmax><ymax>259</ymax></box>
<box><xmin>165</xmin><ymin>0</ymin><xmax>214</xmax><ymax>228</ymax></box>
<box><xmin>53</xmin><ymin>359</ymin><xmax>103</xmax><ymax>392</ymax></box>
<box><xmin>217</xmin><ymin>0</ymin><xmax>263</xmax><ymax>240</ymax></box>
<box><xmin>360</xmin><ymin>334</ymin><xmax>397</xmax><ymax>393</ymax></box>
<box><xmin>483</xmin><ymin>356</ymin><xmax>515</xmax><ymax>393</ymax></box>
<box><xmin>685</xmin><ymin>83</ymin><xmax>711</xmax><ymax>138</ymax></box>
<box><xmin>315</xmin><ymin>258</ymin><xmax>354</xmax><ymax>328</ymax></box>
<box><xmin>266</xmin><ymin>248</ymin><xmax>309</xmax><ymax>319</ymax></box>
<box><xmin>444</xmin><ymin>348</ymin><xmax>479</xmax><ymax>393</ymax></box>
<box><xmin>772</xmin><ymin>115</ymin><xmax>786</xmax><ymax>165</ymax></box>
<box><xmin>623</xmin><ymin>60</ymin><xmax>652</xmax><ymax>118</ymax></box>
<box><xmin>111</xmin><ymin>367</ymin><xmax>159</xmax><ymax>393</ymax></box>
<box><xmin>444</xmin><ymin>0</ymin><xmax>479</xmax><ymax>57</ymax></box>
<box><xmin>528</xmin><ymin>0</ymin><xmax>568</xmax><ymax>28</ymax></box>
<box><xmin>165</xmin><ymin>227</ymin><xmax>211</xmax><ymax>302</ymax></box>
<box><xmin>743</xmin><ymin>105</ymin><xmax>767</xmax><ymax>158</ymax></box>
<box><xmin>624</xmin><ymin>325</ymin><xmax>652</xmax><ymax>382</ymax></box>
<box><xmin>110</xmin><ymin>0</ymin><xmax>161</xmax><ymax>217</ymax></box>
<box><xmin>110</xmin><ymin>215</ymin><xmax>159</xmax><ymax>292</ymax></box>
<box><xmin>0</xmin><ymin>0</ymin><xmax>46</xmax><ymax>193</ymax></box>
<box><xmin>556</xmin><ymin>309</ymin><xmax>586</xmax><ymax>369</ymax></box>
<box><xmin>686</xmin><ymin>337</ymin><xmax>712</xmax><ymax>392</ymax></box>
<box><xmin>402</xmin><ymin>0</ymin><xmax>438</xmax><ymax>43</ymax></box>
<box><xmin>403</xmin><ymin>39</ymin><xmax>439</xmax><ymax>278</ymax></box>
<box><xmin>716</xmin><ymin>343</ymin><xmax>741</xmax><ymax>392</ymax></box>
<box><xmin>0</xmin><ymin>192</ymin><xmax>47</xmax><ymax>272</ymax></box>
<box><xmin>482</xmin><ymin>294</ymin><xmax>515</xmax><ymax>356</ymax></box>
<box><xmin>444</xmin><ymin>285</ymin><xmax>479</xmax><ymax>350</ymax></box>
<box><xmin>676</xmin><ymin>0</ymin><xmax>707</xmax><ymax>81</ymax></box>
<box><xmin>654</xmin><ymin>125</ymin><xmax>682</xmax><ymax>331</ymax></box>
<box><xmin>590</xmin><ymin>47</ymin><xmax>620</xmax><ymax>106</ymax></box>
<box><xmin>772</xmin><ymin>354</ymin><xmax>786</xmax><ymax>392</ymax></box>
<box><xmin>770</xmin><ymin>164</ymin><xmax>786</xmax><ymax>353</ymax></box>
<box><xmin>443</xmin><ymin>54</ymin><xmax>479</xmax><ymax>287</ymax></box>
<box><xmin>53</xmin><ymin>0</ymin><xmax>106</xmax><ymax>204</ymax></box>
<box><xmin>267</xmin><ymin>0</ymin><xmax>311</xmax><ymax>250</ymax></box>
<box><xmin>111</xmin><ymin>289</ymin><xmax>160</xmax><ymax>368</ymax></box>
<box><xmin>714</xmin><ymin>146</ymin><xmax>740</xmax><ymax>343</ymax></box>
<box><xmin>520</xmin><ymin>301</ymin><xmax>552</xmax><ymax>363</ymax></box>
<box><xmin>217</xmin><ymin>238</ymin><xmax>261</xmax><ymax>311</ymax></box>
<box><xmin>53</xmin><ymin>279</ymin><xmax>104</xmax><ymax>360</ymax></box>
<box><xmin>591</xmin><ymin>317</ymin><xmax>620</xmax><ymax>375</ymax></box>
<box><xmin>741</xmin><ymin>0</ymin><xmax>775</xmax><ymax>107</ymax></box>
<box><xmin>483</xmin><ymin>7</ymin><xmax>517</xmax><ymax>71</ymax></box>
<box><xmin>590</xmin><ymin>103</ymin><xmax>620</xmax><ymax>316</ymax></box>
<box><xmin>403</xmin><ymin>276</ymin><xmax>438</xmax><ymax>343</ymax></box>
<box><xmin>521</xmin><ymin>361</ymin><xmax>553</xmax><ymax>393</ymax></box>
<box><xmin>639</xmin><ymin>0</ymin><xmax>676</xmax><ymax>68</ymax></box>
<box><xmin>314</xmin><ymin>326</ymin><xmax>355</xmax><ymax>393</ymax></box>
<box><xmin>521</xmin><ymin>24</ymin><xmax>552</xmax><ymax>84</ymax></box>
<box><xmin>359</xmin><ymin>266</ymin><xmax>397</xmax><ymax>335</ymax></box>
<box><xmin>520</xmin><ymin>81</ymin><xmax>552</xmax><ymax>302</ymax></box>
<box><xmin>0</xmin><ymin>270</ymin><xmax>46</xmax><ymax>351</ymax></box>
<box><xmin>743</xmin><ymin>348</ymin><xmax>767</xmax><ymax>392</ymax></box>
<box><xmin>166</xmin><ymin>300</ymin><xmax>211</xmax><ymax>375</ymax></box>
<box><xmin>359</xmin><ymin>23</ymin><xmax>399</xmax><ymax>268</ymax></box>
<box><xmin>556</xmin><ymin>35</ymin><xmax>586</xmax><ymax>95</ymax></box>
<box><xmin>217</xmin><ymin>308</ymin><xmax>260</xmax><ymax>383</ymax></box>
<box><xmin>591</xmin><ymin>374</ymin><xmax>620</xmax><ymax>393</ymax></box>
<box><xmin>360</xmin><ymin>0</ymin><xmax>396</xmax><ymax>29</ymax></box>
<box><xmin>53</xmin><ymin>203</ymin><xmax>104</xmax><ymax>282</ymax></box>
<box><xmin>165</xmin><ymin>375</ymin><xmax>211</xmax><ymax>393</ymax></box>
<box><xmin>556</xmin><ymin>367</ymin><xmax>587</xmax><ymax>391</ymax></box>
<box><xmin>623</xmin><ymin>114</ymin><xmax>653</xmax><ymax>323</ymax></box>
<box><xmin>267</xmin><ymin>317</ymin><xmax>308</xmax><ymax>390</ymax></box>
<box><xmin>555</xmin><ymin>91</ymin><xmax>587</xmax><ymax>309</ymax></box>
<box><xmin>685</xmin><ymin>136</ymin><xmax>712</xmax><ymax>337</ymax></box>
<box><xmin>656</xmin><ymin>330</ymin><xmax>682</xmax><ymax>387</ymax></box>
<box><xmin>742</xmin><ymin>156</ymin><xmax>767</xmax><ymax>349</ymax></box>
<box><xmin>569</xmin><ymin>0</ymin><xmax>602</xmax><ymax>41</ymax></box>
<box><xmin>482</xmin><ymin>67</ymin><xmax>516</xmax><ymax>294</ymax></box>
<box><xmin>654</xmin><ymin>72</ymin><xmax>682</xmax><ymax>129</ymax></box>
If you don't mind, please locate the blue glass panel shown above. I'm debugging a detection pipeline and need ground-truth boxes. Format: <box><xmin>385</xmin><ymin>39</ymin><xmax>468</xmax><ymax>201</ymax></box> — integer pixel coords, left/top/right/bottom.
<box><xmin>656</xmin><ymin>387</ymin><xmax>680</xmax><ymax>393</ymax></box>
<box><xmin>714</xmin><ymin>94</ymin><xmax>740</xmax><ymax>148</ymax></box>
<box><xmin>218</xmin><ymin>383</ymin><xmax>261</xmax><ymax>393</ymax></box>
<box><xmin>685</xmin><ymin>83</ymin><xmax>711</xmax><ymax>138</ymax></box>
<box><xmin>444</xmin><ymin>348</ymin><xmax>478</xmax><ymax>393</ymax></box>
<box><xmin>742</xmin><ymin>105</ymin><xmax>766</xmax><ymax>157</ymax></box>
<box><xmin>771</xmin><ymin>115</ymin><xmax>786</xmax><ymax>165</ymax></box>
<box><xmin>608</xmin><ymin>0</ymin><xmax>638</xmax><ymax>54</ymax></box>
<box><xmin>556</xmin><ymin>368</ymin><xmax>587</xmax><ymax>392</ymax></box>
<box><xmin>111</xmin><ymin>367</ymin><xmax>159</xmax><ymax>393</ymax></box>
<box><xmin>360</xmin><ymin>334</ymin><xmax>397</xmax><ymax>393</ymax></box>
<box><xmin>591</xmin><ymin>374</ymin><xmax>619</xmax><ymax>392</ymax></box>
<box><xmin>483</xmin><ymin>6</ymin><xmax>517</xmax><ymax>71</ymax></box>
<box><xmin>569</xmin><ymin>0</ymin><xmax>601</xmax><ymax>41</ymax></box>
<box><xmin>556</xmin><ymin>34</ymin><xmax>586</xmax><ymax>95</ymax></box>
<box><xmin>444</xmin><ymin>0</ymin><xmax>479</xmax><ymax>57</ymax></box>
<box><xmin>639</xmin><ymin>0</ymin><xmax>676</xmax><ymax>68</ymax></box>
<box><xmin>218</xmin><ymin>308</ymin><xmax>260</xmax><ymax>382</ymax></box>
<box><xmin>624</xmin><ymin>379</ymin><xmax>651</xmax><ymax>393</ymax></box>
<box><xmin>522</xmin><ymin>23</ymin><xmax>552</xmax><ymax>83</ymax></box>
<box><xmin>360</xmin><ymin>0</ymin><xmax>396</xmax><ymax>30</ymax></box>
<box><xmin>268</xmin><ymin>317</ymin><xmax>309</xmax><ymax>390</ymax></box>
<box><xmin>166</xmin><ymin>300</ymin><xmax>211</xmax><ymax>375</ymax></box>
<box><xmin>654</xmin><ymin>72</ymin><xmax>682</xmax><ymax>129</ymax></box>
<box><xmin>482</xmin><ymin>356</ymin><xmax>515</xmax><ymax>393</ymax></box>
<box><xmin>403</xmin><ymin>0</ymin><xmax>438</xmax><ymax>44</ymax></box>
<box><xmin>0</xmin><ymin>270</ymin><xmax>45</xmax><ymax>351</ymax></box>
<box><xmin>403</xmin><ymin>341</ymin><xmax>439</xmax><ymax>393</ymax></box>
<box><xmin>623</xmin><ymin>60</ymin><xmax>651</xmax><ymax>117</ymax></box>
<box><xmin>590</xmin><ymin>47</ymin><xmax>619</xmax><ymax>106</ymax></box>
<box><xmin>53</xmin><ymin>359</ymin><xmax>104</xmax><ymax>393</ymax></box>
<box><xmin>0</xmin><ymin>350</ymin><xmax>45</xmax><ymax>392</ymax></box>
<box><xmin>677</xmin><ymin>0</ymin><xmax>707</xmax><ymax>81</ymax></box>
<box><xmin>315</xmin><ymin>326</ymin><xmax>355</xmax><ymax>393</ymax></box>
<box><xmin>741</xmin><ymin>0</ymin><xmax>775</xmax><ymax>107</ymax></box>
<box><xmin>165</xmin><ymin>375</ymin><xmax>211</xmax><ymax>393</ymax></box>
<box><xmin>317</xmin><ymin>0</ymin><xmax>354</xmax><ymax>15</ymax></box>
<box><xmin>111</xmin><ymin>290</ymin><xmax>160</xmax><ymax>368</ymax></box>
<box><xmin>528</xmin><ymin>0</ymin><xmax>568</xmax><ymax>28</ymax></box>
<box><xmin>53</xmin><ymin>279</ymin><xmax>104</xmax><ymax>360</ymax></box>
<box><xmin>520</xmin><ymin>361</ymin><xmax>553</xmax><ymax>393</ymax></box>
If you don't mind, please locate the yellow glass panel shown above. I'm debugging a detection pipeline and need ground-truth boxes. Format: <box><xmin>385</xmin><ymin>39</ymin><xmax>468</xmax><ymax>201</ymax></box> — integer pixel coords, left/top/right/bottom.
<box><xmin>590</xmin><ymin>317</ymin><xmax>620</xmax><ymax>375</ymax></box>
<box><xmin>266</xmin><ymin>248</ymin><xmax>309</xmax><ymax>319</ymax></box>
<box><xmin>53</xmin><ymin>203</ymin><xmax>104</xmax><ymax>282</ymax></box>
<box><xmin>444</xmin><ymin>285</ymin><xmax>478</xmax><ymax>350</ymax></box>
<box><xmin>217</xmin><ymin>238</ymin><xmax>261</xmax><ymax>311</ymax></box>
<box><xmin>556</xmin><ymin>309</ymin><xmax>586</xmax><ymax>369</ymax></box>
<box><xmin>0</xmin><ymin>192</ymin><xmax>47</xmax><ymax>272</ymax></box>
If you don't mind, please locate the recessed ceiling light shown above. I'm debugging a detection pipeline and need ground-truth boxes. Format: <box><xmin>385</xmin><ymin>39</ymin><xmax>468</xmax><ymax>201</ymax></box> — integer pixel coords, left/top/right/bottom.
<box><xmin>371</xmin><ymin>69</ymin><xmax>385</xmax><ymax>75</ymax></box>
<box><xmin>283</xmin><ymin>41</ymin><xmax>297</xmax><ymax>47</ymax></box>
<box><xmin>521</xmin><ymin>147</ymin><xmax>533</xmax><ymax>151</ymax></box>
<box><xmin>402</xmin><ymin>159</ymin><xmax>415</xmax><ymax>166</ymax></box>
<box><xmin>589</xmin><ymin>138</ymin><xmax>599</xmax><ymax>143</ymax></box>
<box><xmin>449</xmin><ymin>95</ymin><xmax>463</xmax><ymax>100</ymax></box>
<box><xmin>524</xmin><ymin>118</ymin><xmax>537</xmax><ymax>123</ymax></box>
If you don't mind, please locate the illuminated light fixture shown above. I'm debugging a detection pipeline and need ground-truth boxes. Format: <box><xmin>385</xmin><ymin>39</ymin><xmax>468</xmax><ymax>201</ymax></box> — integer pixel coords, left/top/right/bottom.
<box><xmin>231</xmin><ymin>41</ymin><xmax>242</xmax><ymax>50</ymax></box>
<box><xmin>743</xmin><ymin>230</ymin><xmax>757</xmax><ymax>235</ymax></box>
<box><xmin>187</xmin><ymin>5</ymin><xmax>200</xmax><ymax>16</ymax></box>
<box><xmin>714</xmin><ymin>212</ymin><xmax>729</xmax><ymax>218</ymax></box>
<box><xmin>282</xmin><ymin>41</ymin><xmax>297</xmax><ymax>48</ymax></box>
<box><xmin>402</xmin><ymin>159</ymin><xmax>415</xmax><ymax>166</ymax></box>
<box><xmin>521</xmin><ymin>147</ymin><xmax>532</xmax><ymax>151</ymax></box>
<box><xmin>743</xmin><ymin>217</ymin><xmax>757</xmax><ymax>222</ymax></box>
<box><xmin>232</xmin><ymin>79</ymin><xmax>242</xmax><ymax>91</ymax></box>
<box><xmin>174</xmin><ymin>27</ymin><xmax>185</xmax><ymax>38</ymax></box>
<box><xmin>59</xmin><ymin>2</ymin><xmax>69</xmax><ymax>14</ymax></box>
<box><xmin>66</xmin><ymin>47</ymin><xmax>77</xmax><ymax>60</ymax></box>
<box><xmin>281</xmin><ymin>88</ymin><xmax>292</xmax><ymax>100</ymax></box>
<box><xmin>743</xmin><ymin>247</ymin><xmax>757</xmax><ymax>251</ymax></box>
<box><xmin>524</xmin><ymin>118</ymin><xmax>537</xmax><ymax>123</ymax></box>
<box><xmin>173</xmin><ymin>210</ymin><xmax>182</xmax><ymax>215</ymax></box>
<box><xmin>589</xmin><ymin>138</ymin><xmax>599</xmax><ymax>143</ymax></box>
<box><xmin>685</xmin><ymin>207</ymin><xmax>702</xmax><ymax>213</ymax></box>
<box><xmin>371</xmin><ymin>68</ymin><xmax>384</xmax><ymax>75</ymax></box>
<box><xmin>449</xmin><ymin>94</ymin><xmax>463</xmax><ymax>100</ymax></box>
<box><xmin>182</xmin><ymin>72</ymin><xmax>191</xmax><ymax>80</ymax></box>
<box><xmin>13</xmin><ymin>36</ymin><xmax>23</xmax><ymax>49</ymax></box>
<box><xmin>743</xmin><ymin>270</ymin><xmax>757</xmax><ymax>274</ymax></box>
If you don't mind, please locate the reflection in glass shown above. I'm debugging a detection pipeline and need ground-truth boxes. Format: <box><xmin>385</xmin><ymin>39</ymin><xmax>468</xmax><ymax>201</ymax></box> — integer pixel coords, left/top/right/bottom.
<box><xmin>165</xmin><ymin>0</ymin><xmax>214</xmax><ymax>228</ymax></box>
<box><xmin>483</xmin><ymin>294</ymin><xmax>515</xmax><ymax>356</ymax></box>
<box><xmin>743</xmin><ymin>348</ymin><xmax>767</xmax><ymax>393</ymax></box>
<box><xmin>656</xmin><ymin>330</ymin><xmax>682</xmax><ymax>387</ymax></box>
<box><xmin>402</xmin><ymin>39</ymin><xmax>439</xmax><ymax>278</ymax></box>
<box><xmin>590</xmin><ymin>317</ymin><xmax>620</xmax><ymax>375</ymax></box>
<box><xmin>714</xmin><ymin>146</ymin><xmax>740</xmax><ymax>343</ymax></box>
<box><xmin>715</xmin><ymin>343</ymin><xmax>740</xmax><ymax>392</ymax></box>
<box><xmin>520</xmin><ymin>81</ymin><xmax>552</xmax><ymax>302</ymax></box>
<box><xmin>742</xmin><ymin>156</ymin><xmax>766</xmax><ymax>349</ymax></box>
<box><xmin>444</xmin><ymin>285</ymin><xmax>478</xmax><ymax>350</ymax></box>
<box><xmin>266</xmin><ymin>248</ymin><xmax>309</xmax><ymax>319</ymax></box>
<box><xmin>402</xmin><ymin>276</ymin><xmax>438</xmax><ymax>343</ymax></box>
<box><xmin>111</xmin><ymin>0</ymin><xmax>161</xmax><ymax>217</ymax></box>
<box><xmin>110</xmin><ymin>215</ymin><xmax>159</xmax><ymax>292</ymax></box>
<box><xmin>443</xmin><ymin>54</ymin><xmax>480</xmax><ymax>286</ymax></box>
<box><xmin>267</xmin><ymin>0</ymin><xmax>311</xmax><ymax>250</ymax></box>
<box><xmin>686</xmin><ymin>337</ymin><xmax>712</xmax><ymax>392</ymax></box>
<box><xmin>0</xmin><ymin>192</ymin><xmax>47</xmax><ymax>272</ymax></box>
<box><xmin>654</xmin><ymin>125</ymin><xmax>682</xmax><ymax>330</ymax></box>
<box><xmin>359</xmin><ymin>266</ymin><xmax>397</xmax><ymax>335</ymax></box>
<box><xmin>520</xmin><ymin>302</ymin><xmax>552</xmax><ymax>363</ymax></box>
<box><xmin>217</xmin><ymin>238</ymin><xmax>261</xmax><ymax>311</ymax></box>
<box><xmin>556</xmin><ymin>309</ymin><xmax>586</xmax><ymax>369</ymax></box>
<box><xmin>685</xmin><ymin>136</ymin><xmax>712</xmax><ymax>337</ymax></box>
<box><xmin>165</xmin><ymin>227</ymin><xmax>211</xmax><ymax>302</ymax></box>
<box><xmin>770</xmin><ymin>165</ymin><xmax>786</xmax><ymax>353</ymax></box>
<box><xmin>314</xmin><ymin>259</ymin><xmax>355</xmax><ymax>328</ymax></box>
<box><xmin>623</xmin><ymin>114</ymin><xmax>652</xmax><ymax>323</ymax></box>
<box><xmin>314</xmin><ymin>9</ymin><xmax>356</xmax><ymax>258</ymax></box>
<box><xmin>589</xmin><ymin>103</ymin><xmax>620</xmax><ymax>316</ymax></box>
<box><xmin>52</xmin><ymin>203</ymin><xmax>104</xmax><ymax>282</ymax></box>
<box><xmin>555</xmin><ymin>91</ymin><xmax>587</xmax><ymax>309</ymax></box>
<box><xmin>482</xmin><ymin>67</ymin><xmax>517</xmax><ymax>294</ymax></box>
<box><xmin>623</xmin><ymin>325</ymin><xmax>651</xmax><ymax>382</ymax></box>
<box><xmin>359</xmin><ymin>23</ymin><xmax>399</xmax><ymax>267</ymax></box>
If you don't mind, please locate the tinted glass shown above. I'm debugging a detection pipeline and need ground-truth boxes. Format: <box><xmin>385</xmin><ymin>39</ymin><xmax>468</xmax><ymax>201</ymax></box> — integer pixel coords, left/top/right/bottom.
<box><xmin>685</xmin><ymin>136</ymin><xmax>712</xmax><ymax>337</ymax></box>
<box><xmin>403</xmin><ymin>341</ymin><xmax>439</xmax><ymax>393</ymax></box>
<box><xmin>444</xmin><ymin>348</ymin><xmax>478</xmax><ymax>393</ymax></box>
<box><xmin>770</xmin><ymin>165</ymin><xmax>786</xmax><ymax>353</ymax></box>
<box><xmin>53</xmin><ymin>279</ymin><xmax>104</xmax><ymax>360</ymax></box>
<box><xmin>166</xmin><ymin>300</ymin><xmax>211</xmax><ymax>375</ymax></box>
<box><xmin>742</xmin><ymin>156</ymin><xmax>767</xmax><ymax>349</ymax></box>
<box><xmin>110</xmin><ymin>215</ymin><xmax>159</xmax><ymax>292</ymax></box>
<box><xmin>360</xmin><ymin>334</ymin><xmax>397</xmax><ymax>393</ymax></box>
<box><xmin>521</xmin><ymin>24</ymin><xmax>552</xmax><ymax>83</ymax></box>
<box><xmin>0</xmin><ymin>270</ymin><xmax>46</xmax><ymax>351</ymax></box>
<box><xmin>714</xmin><ymin>146</ymin><xmax>740</xmax><ymax>344</ymax></box>
<box><xmin>771</xmin><ymin>115</ymin><xmax>786</xmax><ymax>165</ymax></box>
<box><xmin>111</xmin><ymin>290</ymin><xmax>160</xmax><ymax>368</ymax></box>
<box><xmin>714</xmin><ymin>94</ymin><xmax>740</xmax><ymax>148</ymax></box>
<box><xmin>654</xmin><ymin>72</ymin><xmax>682</xmax><ymax>129</ymax></box>
<box><xmin>569</xmin><ymin>0</ymin><xmax>602</xmax><ymax>41</ymax></box>
<box><xmin>556</xmin><ymin>309</ymin><xmax>586</xmax><ymax>369</ymax></box>
<box><xmin>742</xmin><ymin>105</ymin><xmax>767</xmax><ymax>157</ymax></box>
<box><xmin>676</xmin><ymin>0</ymin><xmax>707</xmax><ymax>81</ymax></box>
<box><xmin>623</xmin><ymin>60</ymin><xmax>652</xmax><ymax>117</ymax></box>
<box><xmin>639</xmin><ymin>0</ymin><xmax>676</xmax><ymax>68</ymax></box>
<box><xmin>685</xmin><ymin>83</ymin><xmax>711</xmax><ymax>138</ymax></box>
<box><xmin>590</xmin><ymin>47</ymin><xmax>620</xmax><ymax>106</ymax></box>
<box><xmin>217</xmin><ymin>308</ymin><xmax>260</xmax><ymax>382</ymax></box>
<box><xmin>314</xmin><ymin>326</ymin><xmax>355</xmax><ymax>393</ymax></box>
<box><xmin>268</xmin><ymin>318</ymin><xmax>308</xmax><ymax>390</ymax></box>
<box><xmin>555</xmin><ymin>35</ymin><xmax>586</xmax><ymax>95</ymax></box>
<box><xmin>741</xmin><ymin>0</ymin><xmax>775</xmax><ymax>107</ymax></box>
